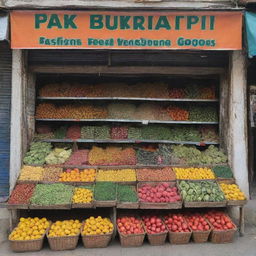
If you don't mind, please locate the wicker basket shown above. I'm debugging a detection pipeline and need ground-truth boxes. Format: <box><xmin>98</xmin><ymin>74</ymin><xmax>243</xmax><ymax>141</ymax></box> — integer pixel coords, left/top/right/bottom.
<box><xmin>227</xmin><ymin>199</ymin><xmax>247</xmax><ymax>206</ymax></box>
<box><xmin>47</xmin><ymin>234</ymin><xmax>80</xmax><ymax>251</ymax></box>
<box><xmin>168</xmin><ymin>231</ymin><xmax>192</xmax><ymax>244</ymax></box>
<box><xmin>192</xmin><ymin>229</ymin><xmax>211</xmax><ymax>243</ymax></box>
<box><xmin>7</xmin><ymin>203</ymin><xmax>29</xmax><ymax>210</ymax></box>
<box><xmin>118</xmin><ymin>229</ymin><xmax>145</xmax><ymax>247</ymax></box>
<box><xmin>81</xmin><ymin>232</ymin><xmax>112</xmax><ymax>248</ymax></box>
<box><xmin>72</xmin><ymin>202</ymin><xmax>94</xmax><ymax>208</ymax></box>
<box><xmin>10</xmin><ymin>237</ymin><xmax>44</xmax><ymax>252</ymax></box>
<box><xmin>95</xmin><ymin>200</ymin><xmax>116</xmax><ymax>207</ymax></box>
<box><xmin>29</xmin><ymin>204</ymin><xmax>71</xmax><ymax>210</ymax></box>
<box><xmin>147</xmin><ymin>231</ymin><xmax>167</xmax><ymax>246</ymax></box>
<box><xmin>210</xmin><ymin>225</ymin><xmax>237</xmax><ymax>243</ymax></box>
<box><xmin>217</xmin><ymin>178</ymin><xmax>236</xmax><ymax>184</ymax></box>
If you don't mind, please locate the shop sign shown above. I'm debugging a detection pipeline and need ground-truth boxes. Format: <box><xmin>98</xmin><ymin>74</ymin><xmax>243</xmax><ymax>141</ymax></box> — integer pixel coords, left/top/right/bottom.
<box><xmin>11</xmin><ymin>11</ymin><xmax>242</xmax><ymax>50</ymax></box>
<box><xmin>245</xmin><ymin>12</ymin><xmax>256</xmax><ymax>57</ymax></box>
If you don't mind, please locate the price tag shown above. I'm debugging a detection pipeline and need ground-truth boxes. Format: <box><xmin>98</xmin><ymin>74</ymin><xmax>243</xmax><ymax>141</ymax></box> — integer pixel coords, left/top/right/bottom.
<box><xmin>142</xmin><ymin>120</ymin><xmax>149</xmax><ymax>125</ymax></box>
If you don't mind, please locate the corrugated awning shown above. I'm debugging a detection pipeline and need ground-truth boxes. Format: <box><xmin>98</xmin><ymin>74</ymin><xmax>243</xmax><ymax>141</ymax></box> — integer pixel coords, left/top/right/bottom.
<box><xmin>0</xmin><ymin>15</ymin><xmax>9</xmax><ymax>41</ymax></box>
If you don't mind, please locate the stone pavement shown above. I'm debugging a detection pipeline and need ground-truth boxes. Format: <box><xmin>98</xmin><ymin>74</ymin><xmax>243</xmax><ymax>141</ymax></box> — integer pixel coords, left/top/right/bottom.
<box><xmin>1</xmin><ymin>225</ymin><xmax>256</xmax><ymax>256</ymax></box>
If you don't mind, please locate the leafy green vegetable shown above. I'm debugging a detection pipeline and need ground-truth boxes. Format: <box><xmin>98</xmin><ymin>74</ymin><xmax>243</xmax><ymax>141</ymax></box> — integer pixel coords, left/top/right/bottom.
<box><xmin>117</xmin><ymin>185</ymin><xmax>138</xmax><ymax>202</ymax></box>
<box><xmin>45</xmin><ymin>148</ymin><xmax>72</xmax><ymax>165</ymax></box>
<box><xmin>94</xmin><ymin>182</ymin><xmax>116</xmax><ymax>201</ymax></box>
<box><xmin>212</xmin><ymin>166</ymin><xmax>233</xmax><ymax>178</ymax></box>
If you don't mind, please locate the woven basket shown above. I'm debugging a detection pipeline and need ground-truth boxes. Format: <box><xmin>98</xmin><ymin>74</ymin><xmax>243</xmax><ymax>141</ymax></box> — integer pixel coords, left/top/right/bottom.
<box><xmin>168</xmin><ymin>231</ymin><xmax>192</xmax><ymax>244</ymax></box>
<box><xmin>210</xmin><ymin>226</ymin><xmax>237</xmax><ymax>243</ymax></box>
<box><xmin>147</xmin><ymin>231</ymin><xmax>167</xmax><ymax>246</ymax></box>
<box><xmin>10</xmin><ymin>237</ymin><xmax>44</xmax><ymax>252</ymax></box>
<box><xmin>118</xmin><ymin>230</ymin><xmax>145</xmax><ymax>247</ymax></box>
<box><xmin>7</xmin><ymin>203</ymin><xmax>29</xmax><ymax>210</ymax></box>
<box><xmin>81</xmin><ymin>232</ymin><xmax>112</xmax><ymax>248</ymax></box>
<box><xmin>227</xmin><ymin>199</ymin><xmax>247</xmax><ymax>206</ymax></box>
<box><xmin>95</xmin><ymin>200</ymin><xmax>116</xmax><ymax>207</ymax></box>
<box><xmin>72</xmin><ymin>202</ymin><xmax>94</xmax><ymax>208</ymax></box>
<box><xmin>217</xmin><ymin>178</ymin><xmax>236</xmax><ymax>184</ymax></box>
<box><xmin>192</xmin><ymin>229</ymin><xmax>211</xmax><ymax>243</ymax></box>
<box><xmin>47</xmin><ymin>234</ymin><xmax>79</xmax><ymax>251</ymax></box>
<box><xmin>29</xmin><ymin>204</ymin><xmax>71</xmax><ymax>210</ymax></box>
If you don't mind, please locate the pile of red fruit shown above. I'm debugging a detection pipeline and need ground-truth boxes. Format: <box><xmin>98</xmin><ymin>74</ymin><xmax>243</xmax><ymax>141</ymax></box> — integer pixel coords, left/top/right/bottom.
<box><xmin>65</xmin><ymin>150</ymin><xmax>89</xmax><ymax>165</ymax></box>
<box><xmin>66</xmin><ymin>125</ymin><xmax>81</xmax><ymax>140</ymax></box>
<box><xmin>185</xmin><ymin>213</ymin><xmax>211</xmax><ymax>231</ymax></box>
<box><xmin>138</xmin><ymin>183</ymin><xmax>181</xmax><ymax>203</ymax></box>
<box><xmin>117</xmin><ymin>216</ymin><xmax>144</xmax><ymax>235</ymax></box>
<box><xmin>111</xmin><ymin>126</ymin><xmax>128</xmax><ymax>140</ymax></box>
<box><xmin>142</xmin><ymin>215</ymin><xmax>167</xmax><ymax>234</ymax></box>
<box><xmin>164</xmin><ymin>214</ymin><xmax>190</xmax><ymax>233</ymax></box>
<box><xmin>204</xmin><ymin>211</ymin><xmax>234</xmax><ymax>231</ymax></box>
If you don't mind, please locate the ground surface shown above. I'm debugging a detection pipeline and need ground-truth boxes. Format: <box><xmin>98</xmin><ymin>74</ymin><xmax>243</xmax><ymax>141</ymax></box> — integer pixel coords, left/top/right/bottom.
<box><xmin>1</xmin><ymin>225</ymin><xmax>256</xmax><ymax>256</ymax></box>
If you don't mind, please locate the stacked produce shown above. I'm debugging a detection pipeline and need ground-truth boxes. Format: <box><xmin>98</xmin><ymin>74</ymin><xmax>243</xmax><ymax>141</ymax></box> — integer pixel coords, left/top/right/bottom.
<box><xmin>168</xmin><ymin>88</ymin><xmax>185</xmax><ymax>98</ymax></box>
<box><xmin>36</xmin><ymin>124</ymin><xmax>52</xmax><ymax>134</ymax></box>
<box><xmin>9</xmin><ymin>217</ymin><xmax>50</xmax><ymax>240</ymax></box>
<box><xmin>54</xmin><ymin>126</ymin><xmax>67</xmax><ymax>139</ymax></box>
<box><xmin>142</xmin><ymin>215</ymin><xmax>167</xmax><ymax>234</ymax></box>
<box><xmin>212</xmin><ymin>166</ymin><xmax>233</xmax><ymax>179</ymax></box>
<box><xmin>66</xmin><ymin>125</ymin><xmax>81</xmax><ymax>139</ymax></box>
<box><xmin>117</xmin><ymin>216</ymin><xmax>144</xmax><ymax>235</ymax></box>
<box><xmin>8</xmin><ymin>184</ymin><xmax>35</xmax><ymax>205</ymax></box>
<box><xmin>81</xmin><ymin>126</ymin><xmax>95</xmax><ymax>139</ymax></box>
<box><xmin>59</xmin><ymin>168</ymin><xmax>96</xmax><ymax>182</ymax></box>
<box><xmin>23</xmin><ymin>142</ymin><xmax>52</xmax><ymax>165</ymax></box>
<box><xmin>34</xmin><ymin>133</ymin><xmax>54</xmax><ymax>140</ymax></box>
<box><xmin>45</xmin><ymin>147</ymin><xmax>72</xmax><ymax>165</ymax></box>
<box><xmin>18</xmin><ymin>166</ymin><xmax>45</xmax><ymax>182</ymax></box>
<box><xmin>72</xmin><ymin>187</ymin><xmax>93</xmax><ymax>204</ymax></box>
<box><xmin>82</xmin><ymin>216</ymin><xmax>114</xmax><ymax>235</ymax></box>
<box><xmin>96</xmin><ymin>169</ymin><xmax>136</xmax><ymax>182</ymax></box>
<box><xmin>94</xmin><ymin>125</ymin><xmax>110</xmax><ymax>139</ymax></box>
<box><xmin>135</xmin><ymin>103</ymin><xmax>161</xmax><ymax>120</ymax></box>
<box><xmin>94</xmin><ymin>182</ymin><xmax>117</xmax><ymax>201</ymax></box>
<box><xmin>166</xmin><ymin>106</ymin><xmax>189</xmax><ymax>121</ymax></box>
<box><xmin>65</xmin><ymin>150</ymin><xmax>89</xmax><ymax>165</ymax></box>
<box><xmin>204</xmin><ymin>211</ymin><xmax>235</xmax><ymax>231</ymax></box>
<box><xmin>200</xmin><ymin>86</ymin><xmax>216</xmax><ymax>99</ymax></box>
<box><xmin>189</xmin><ymin>106</ymin><xmax>218</xmax><ymax>122</ymax></box>
<box><xmin>201</xmin><ymin>126</ymin><xmax>219</xmax><ymax>142</ymax></box>
<box><xmin>173</xmin><ymin>167</ymin><xmax>215</xmax><ymax>180</ymax></box>
<box><xmin>171</xmin><ymin>145</ymin><xmax>228</xmax><ymax>165</ymax></box>
<box><xmin>220</xmin><ymin>183</ymin><xmax>246</xmax><ymax>201</ymax></box>
<box><xmin>88</xmin><ymin>146</ymin><xmax>136</xmax><ymax>165</ymax></box>
<box><xmin>185</xmin><ymin>213</ymin><xmax>211</xmax><ymax>231</ymax></box>
<box><xmin>117</xmin><ymin>185</ymin><xmax>138</xmax><ymax>203</ymax></box>
<box><xmin>48</xmin><ymin>220</ymin><xmax>82</xmax><ymax>237</ymax></box>
<box><xmin>164</xmin><ymin>213</ymin><xmax>190</xmax><ymax>233</ymax></box>
<box><xmin>141</xmin><ymin>126</ymin><xmax>172</xmax><ymax>140</ymax></box>
<box><xmin>36</xmin><ymin>103</ymin><xmax>108</xmax><ymax>119</ymax></box>
<box><xmin>128</xmin><ymin>127</ymin><xmax>142</xmax><ymax>140</ymax></box>
<box><xmin>136</xmin><ymin>147</ymin><xmax>158</xmax><ymax>165</ymax></box>
<box><xmin>172</xmin><ymin>127</ymin><xmax>201</xmax><ymax>142</ymax></box>
<box><xmin>108</xmin><ymin>103</ymin><xmax>136</xmax><ymax>119</ymax></box>
<box><xmin>30</xmin><ymin>184</ymin><xmax>74</xmax><ymax>206</ymax></box>
<box><xmin>136</xmin><ymin>167</ymin><xmax>176</xmax><ymax>181</ymax></box>
<box><xmin>184</xmin><ymin>84</ymin><xmax>201</xmax><ymax>99</ymax></box>
<box><xmin>179</xmin><ymin>181</ymin><xmax>225</xmax><ymax>202</ymax></box>
<box><xmin>111</xmin><ymin>126</ymin><xmax>128</xmax><ymax>140</ymax></box>
<box><xmin>138</xmin><ymin>183</ymin><xmax>181</xmax><ymax>203</ymax></box>
<box><xmin>43</xmin><ymin>167</ymin><xmax>63</xmax><ymax>183</ymax></box>
<box><xmin>158</xmin><ymin>144</ymin><xmax>172</xmax><ymax>165</ymax></box>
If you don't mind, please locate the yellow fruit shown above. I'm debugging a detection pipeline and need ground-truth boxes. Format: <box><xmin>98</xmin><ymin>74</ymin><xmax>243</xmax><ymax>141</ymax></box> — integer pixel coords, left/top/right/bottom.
<box><xmin>173</xmin><ymin>167</ymin><xmax>215</xmax><ymax>180</ymax></box>
<box><xmin>220</xmin><ymin>183</ymin><xmax>246</xmax><ymax>201</ymax></box>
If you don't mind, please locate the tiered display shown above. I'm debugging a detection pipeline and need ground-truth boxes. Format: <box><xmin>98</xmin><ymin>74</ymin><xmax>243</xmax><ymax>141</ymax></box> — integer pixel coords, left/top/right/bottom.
<box><xmin>8</xmin><ymin>80</ymin><xmax>245</xmax><ymax>252</ymax></box>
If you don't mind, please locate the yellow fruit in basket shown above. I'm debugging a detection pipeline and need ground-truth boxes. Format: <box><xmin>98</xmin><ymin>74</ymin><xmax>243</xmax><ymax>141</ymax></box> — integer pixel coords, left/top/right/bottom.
<box><xmin>48</xmin><ymin>220</ymin><xmax>81</xmax><ymax>237</ymax></box>
<box><xmin>173</xmin><ymin>167</ymin><xmax>215</xmax><ymax>180</ymax></box>
<box><xmin>220</xmin><ymin>183</ymin><xmax>246</xmax><ymax>200</ymax></box>
<box><xmin>72</xmin><ymin>187</ymin><xmax>93</xmax><ymax>204</ymax></box>
<box><xmin>82</xmin><ymin>216</ymin><xmax>113</xmax><ymax>236</ymax></box>
<box><xmin>9</xmin><ymin>217</ymin><xmax>50</xmax><ymax>241</ymax></box>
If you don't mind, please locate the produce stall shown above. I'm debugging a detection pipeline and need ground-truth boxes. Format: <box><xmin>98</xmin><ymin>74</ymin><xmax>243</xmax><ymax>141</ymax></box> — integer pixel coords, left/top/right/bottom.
<box><xmin>7</xmin><ymin>9</ymin><xmax>248</xmax><ymax>252</ymax></box>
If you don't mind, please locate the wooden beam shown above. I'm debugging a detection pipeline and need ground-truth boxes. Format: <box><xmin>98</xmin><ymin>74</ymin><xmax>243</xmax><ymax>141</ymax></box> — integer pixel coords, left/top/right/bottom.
<box><xmin>29</xmin><ymin>65</ymin><xmax>225</xmax><ymax>75</ymax></box>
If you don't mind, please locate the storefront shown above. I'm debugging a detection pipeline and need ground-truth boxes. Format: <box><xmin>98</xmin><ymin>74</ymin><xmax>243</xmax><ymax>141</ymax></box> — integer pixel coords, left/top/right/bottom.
<box><xmin>6</xmin><ymin>9</ymin><xmax>249</xmax><ymax>250</ymax></box>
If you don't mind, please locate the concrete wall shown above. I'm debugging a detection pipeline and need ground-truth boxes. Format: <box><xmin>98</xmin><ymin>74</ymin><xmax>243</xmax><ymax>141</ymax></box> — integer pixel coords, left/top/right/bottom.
<box><xmin>0</xmin><ymin>209</ymin><xmax>9</xmax><ymax>243</ymax></box>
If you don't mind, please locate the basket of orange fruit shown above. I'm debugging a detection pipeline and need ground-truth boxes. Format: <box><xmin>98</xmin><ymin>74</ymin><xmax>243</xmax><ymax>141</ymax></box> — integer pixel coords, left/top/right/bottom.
<box><xmin>58</xmin><ymin>168</ymin><xmax>96</xmax><ymax>186</ymax></box>
<box><xmin>81</xmin><ymin>216</ymin><xmax>114</xmax><ymax>248</ymax></box>
<box><xmin>72</xmin><ymin>186</ymin><xmax>94</xmax><ymax>208</ymax></box>
<box><xmin>9</xmin><ymin>217</ymin><xmax>50</xmax><ymax>252</ymax></box>
<box><xmin>47</xmin><ymin>220</ymin><xmax>81</xmax><ymax>251</ymax></box>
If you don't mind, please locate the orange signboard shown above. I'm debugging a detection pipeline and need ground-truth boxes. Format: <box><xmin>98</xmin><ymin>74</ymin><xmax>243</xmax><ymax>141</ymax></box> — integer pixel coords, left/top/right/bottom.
<box><xmin>11</xmin><ymin>11</ymin><xmax>242</xmax><ymax>50</ymax></box>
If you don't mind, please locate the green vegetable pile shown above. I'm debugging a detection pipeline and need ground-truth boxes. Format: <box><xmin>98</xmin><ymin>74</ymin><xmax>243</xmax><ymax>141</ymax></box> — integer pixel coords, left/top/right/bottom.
<box><xmin>128</xmin><ymin>127</ymin><xmax>142</xmax><ymax>140</ymax></box>
<box><xmin>212</xmin><ymin>166</ymin><xmax>233</xmax><ymax>178</ymax></box>
<box><xmin>201</xmin><ymin>126</ymin><xmax>219</xmax><ymax>142</ymax></box>
<box><xmin>94</xmin><ymin>125</ymin><xmax>110</xmax><ymax>139</ymax></box>
<box><xmin>30</xmin><ymin>183</ymin><xmax>74</xmax><ymax>205</ymax></box>
<box><xmin>189</xmin><ymin>106</ymin><xmax>218</xmax><ymax>122</ymax></box>
<box><xmin>23</xmin><ymin>142</ymin><xmax>52</xmax><ymax>165</ymax></box>
<box><xmin>34</xmin><ymin>133</ymin><xmax>54</xmax><ymax>141</ymax></box>
<box><xmin>171</xmin><ymin>145</ymin><xmax>228</xmax><ymax>165</ymax></box>
<box><xmin>94</xmin><ymin>182</ymin><xmax>117</xmax><ymax>201</ymax></box>
<box><xmin>117</xmin><ymin>185</ymin><xmax>138</xmax><ymax>202</ymax></box>
<box><xmin>54</xmin><ymin>126</ymin><xmax>67</xmax><ymax>139</ymax></box>
<box><xmin>158</xmin><ymin>144</ymin><xmax>172</xmax><ymax>165</ymax></box>
<box><xmin>172</xmin><ymin>127</ymin><xmax>201</xmax><ymax>142</ymax></box>
<box><xmin>45</xmin><ymin>147</ymin><xmax>72</xmax><ymax>165</ymax></box>
<box><xmin>136</xmin><ymin>148</ymin><xmax>158</xmax><ymax>165</ymax></box>
<box><xmin>81</xmin><ymin>126</ymin><xmax>95</xmax><ymax>139</ymax></box>
<box><xmin>179</xmin><ymin>180</ymin><xmax>225</xmax><ymax>202</ymax></box>
<box><xmin>141</xmin><ymin>126</ymin><xmax>172</xmax><ymax>140</ymax></box>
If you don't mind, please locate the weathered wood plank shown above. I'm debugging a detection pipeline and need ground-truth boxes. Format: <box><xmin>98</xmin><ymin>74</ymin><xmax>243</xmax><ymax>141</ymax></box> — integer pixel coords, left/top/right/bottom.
<box><xmin>2</xmin><ymin>0</ymin><xmax>236</xmax><ymax>9</ymax></box>
<box><xmin>29</xmin><ymin>65</ymin><xmax>225</xmax><ymax>75</ymax></box>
